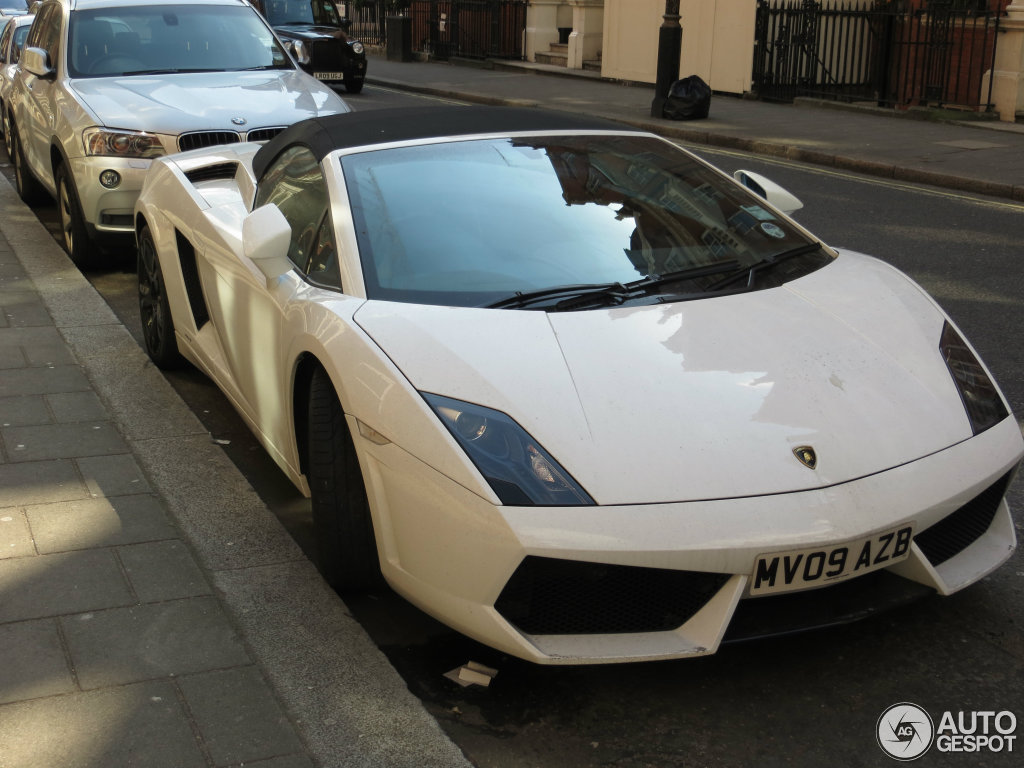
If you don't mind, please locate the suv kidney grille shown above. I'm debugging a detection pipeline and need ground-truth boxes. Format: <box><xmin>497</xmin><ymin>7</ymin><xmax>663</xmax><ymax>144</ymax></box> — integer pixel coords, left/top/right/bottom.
<box><xmin>178</xmin><ymin>127</ymin><xmax>286</xmax><ymax>152</ymax></box>
<box><xmin>179</xmin><ymin>131</ymin><xmax>241</xmax><ymax>152</ymax></box>
<box><xmin>245</xmin><ymin>127</ymin><xmax>285</xmax><ymax>142</ymax></box>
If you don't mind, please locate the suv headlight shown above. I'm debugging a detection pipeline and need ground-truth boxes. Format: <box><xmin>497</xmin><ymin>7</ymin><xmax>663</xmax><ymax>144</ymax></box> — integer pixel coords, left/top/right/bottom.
<box><xmin>423</xmin><ymin>393</ymin><xmax>594</xmax><ymax>506</ymax></box>
<box><xmin>940</xmin><ymin>321</ymin><xmax>1008</xmax><ymax>435</ymax></box>
<box><xmin>84</xmin><ymin>128</ymin><xmax>165</xmax><ymax>159</ymax></box>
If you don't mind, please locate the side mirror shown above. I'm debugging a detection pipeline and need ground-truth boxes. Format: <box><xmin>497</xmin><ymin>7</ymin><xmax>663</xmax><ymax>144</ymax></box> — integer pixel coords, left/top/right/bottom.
<box><xmin>733</xmin><ymin>170</ymin><xmax>803</xmax><ymax>216</ymax></box>
<box><xmin>242</xmin><ymin>204</ymin><xmax>293</xmax><ymax>280</ymax></box>
<box><xmin>21</xmin><ymin>47</ymin><xmax>54</xmax><ymax>78</ymax></box>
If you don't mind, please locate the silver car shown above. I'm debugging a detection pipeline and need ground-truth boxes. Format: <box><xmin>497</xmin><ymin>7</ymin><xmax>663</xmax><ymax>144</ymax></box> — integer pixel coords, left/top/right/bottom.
<box><xmin>8</xmin><ymin>0</ymin><xmax>349</xmax><ymax>266</ymax></box>
<box><xmin>0</xmin><ymin>13</ymin><xmax>32</xmax><ymax>156</ymax></box>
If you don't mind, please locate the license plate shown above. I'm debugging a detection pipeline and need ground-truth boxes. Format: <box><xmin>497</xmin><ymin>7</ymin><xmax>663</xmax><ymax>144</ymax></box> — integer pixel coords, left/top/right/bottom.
<box><xmin>749</xmin><ymin>524</ymin><xmax>915</xmax><ymax>595</ymax></box>
<box><xmin>315</xmin><ymin>72</ymin><xmax>346</xmax><ymax>80</ymax></box>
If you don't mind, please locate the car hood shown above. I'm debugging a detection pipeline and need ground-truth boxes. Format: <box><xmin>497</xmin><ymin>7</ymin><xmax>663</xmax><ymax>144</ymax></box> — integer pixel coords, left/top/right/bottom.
<box><xmin>274</xmin><ymin>24</ymin><xmax>349</xmax><ymax>43</ymax></box>
<box><xmin>70</xmin><ymin>70</ymin><xmax>347</xmax><ymax>133</ymax></box>
<box><xmin>354</xmin><ymin>252</ymin><xmax>976</xmax><ymax>505</ymax></box>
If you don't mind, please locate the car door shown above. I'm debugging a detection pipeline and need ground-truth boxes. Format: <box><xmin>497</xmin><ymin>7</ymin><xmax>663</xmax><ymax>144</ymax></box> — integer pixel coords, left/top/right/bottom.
<box><xmin>200</xmin><ymin>144</ymin><xmax>337</xmax><ymax>445</ymax></box>
<box><xmin>16</xmin><ymin>0</ymin><xmax>61</xmax><ymax>187</ymax></box>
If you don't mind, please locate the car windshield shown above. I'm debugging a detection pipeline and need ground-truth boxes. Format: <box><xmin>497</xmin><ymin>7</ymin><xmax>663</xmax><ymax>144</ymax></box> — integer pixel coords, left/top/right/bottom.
<box><xmin>342</xmin><ymin>135</ymin><xmax>832</xmax><ymax>309</ymax></box>
<box><xmin>0</xmin><ymin>0</ymin><xmax>28</xmax><ymax>11</ymax></box>
<box><xmin>262</xmin><ymin>0</ymin><xmax>342</xmax><ymax>26</ymax></box>
<box><xmin>68</xmin><ymin>5</ymin><xmax>292</xmax><ymax>78</ymax></box>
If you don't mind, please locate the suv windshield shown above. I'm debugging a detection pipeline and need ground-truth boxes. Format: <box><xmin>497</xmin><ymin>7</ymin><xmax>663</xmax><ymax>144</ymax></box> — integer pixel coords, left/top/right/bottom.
<box><xmin>68</xmin><ymin>5</ymin><xmax>292</xmax><ymax>78</ymax></box>
<box><xmin>342</xmin><ymin>135</ymin><xmax>833</xmax><ymax>309</ymax></box>
<box><xmin>262</xmin><ymin>0</ymin><xmax>342</xmax><ymax>26</ymax></box>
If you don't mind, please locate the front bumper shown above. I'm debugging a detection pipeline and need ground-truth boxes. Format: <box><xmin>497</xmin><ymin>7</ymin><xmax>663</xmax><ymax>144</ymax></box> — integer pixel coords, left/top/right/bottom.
<box><xmin>69</xmin><ymin>154</ymin><xmax>152</xmax><ymax>237</ymax></box>
<box><xmin>357</xmin><ymin>415</ymin><xmax>1022</xmax><ymax>664</ymax></box>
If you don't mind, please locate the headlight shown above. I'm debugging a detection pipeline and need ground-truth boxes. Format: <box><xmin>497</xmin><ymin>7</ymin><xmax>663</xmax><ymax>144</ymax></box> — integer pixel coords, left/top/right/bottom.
<box><xmin>83</xmin><ymin>128</ymin><xmax>164</xmax><ymax>159</ymax></box>
<box><xmin>289</xmin><ymin>39</ymin><xmax>310</xmax><ymax>65</ymax></box>
<box><xmin>423</xmin><ymin>393</ymin><xmax>594</xmax><ymax>506</ymax></box>
<box><xmin>940</xmin><ymin>321</ymin><xmax>1008</xmax><ymax>435</ymax></box>
<box><xmin>351</xmin><ymin>41</ymin><xmax>364</xmax><ymax>55</ymax></box>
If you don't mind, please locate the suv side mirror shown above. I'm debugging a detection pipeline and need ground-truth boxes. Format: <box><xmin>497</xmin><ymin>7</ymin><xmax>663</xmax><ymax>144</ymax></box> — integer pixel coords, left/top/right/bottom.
<box><xmin>733</xmin><ymin>170</ymin><xmax>803</xmax><ymax>216</ymax></box>
<box><xmin>243</xmin><ymin>204</ymin><xmax>294</xmax><ymax>280</ymax></box>
<box><xmin>22</xmin><ymin>47</ymin><xmax>54</xmax><ymax>79</ymax></box>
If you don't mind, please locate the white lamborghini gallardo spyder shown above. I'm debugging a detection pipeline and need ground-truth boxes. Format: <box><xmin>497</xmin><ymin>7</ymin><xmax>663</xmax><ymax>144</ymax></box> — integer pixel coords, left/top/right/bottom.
<box><xmin>134</xmin><ymin>106</ymin><xmax>1023</xmax><ymax>664</ymax></box>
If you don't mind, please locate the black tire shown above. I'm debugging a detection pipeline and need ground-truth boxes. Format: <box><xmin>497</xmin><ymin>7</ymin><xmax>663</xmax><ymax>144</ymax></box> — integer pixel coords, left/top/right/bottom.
<box><xmin>308</xmin><ymin>366</ymin><xmax>381</xmax><ymax>592</ymax></box>
<box><xmin>11</xmin><ymin>127</ymin><xmax>48</xmax><ymax>206</ymax></box>
<box><xmin>55</xmin><ymin>163</ymin><xmax>98</xmax><ymax>267</ymax></box>
<box><xmin>3</xmin><ymin>109</ymin><xmax>13</xmax><ymax>159</ymax></box>
<box><xmin>344</xmin><ymin>77</ymin><xmax>363</xmax><ymax>94</ymax></box>
<box><xmin>137</xmin><ymin>224</ymin><xmax>184</xmax><ymax>369</ymax></box>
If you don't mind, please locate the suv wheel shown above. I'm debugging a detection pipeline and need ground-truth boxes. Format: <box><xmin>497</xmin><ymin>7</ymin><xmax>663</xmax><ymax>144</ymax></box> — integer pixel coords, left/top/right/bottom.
<box><xmin>2</xmin><ymin>109</ymin><xmax>12</xmax><ymax>158</ymax></box>
<box><xmin>11</xmin><ymin>128</ymin><xmax>48</xmax><ymax>206</ymax></box>
<box><xmin>55</xmin><ymin>163</ymin><xmax>97</xmax><ymax>267</ymax></box>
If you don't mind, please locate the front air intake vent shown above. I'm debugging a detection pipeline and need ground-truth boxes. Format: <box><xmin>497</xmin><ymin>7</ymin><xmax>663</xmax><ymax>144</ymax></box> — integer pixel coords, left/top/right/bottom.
<box><xmin>495</xmin><ymin>556</ymin><xmax>729</xmax><ymax>635</ymax></box>
<box><xmin>178</xmin><ymin>131</ymin><xmax>241</xmax><ymax>152</ymax></box>
<box><xmin>915</xmin><ymin>472</ymin><xmax>1012</xmax><ymax>567</ymax></box>
<box><xmin>174</xmin><ymin>230</ymin><xmax>209</xmax><ymax>330</ymax></box>
<box><xmin>184</xmin><ymin>162</ymin><xmax>239</xmax><ymax>184</ymax></box>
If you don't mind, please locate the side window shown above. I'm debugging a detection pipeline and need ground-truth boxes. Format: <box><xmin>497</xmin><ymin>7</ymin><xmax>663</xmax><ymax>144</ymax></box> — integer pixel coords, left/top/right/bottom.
<box><xmin>254</xmin><ymin>145</ymin><xmax>334</xmax><ymax>281</ymax></box>
<box><xmin>0</xmin><ymin>23</ymin><xmax>12</xmax><ymax>64</ymax></box>
<box><xmin>26</xmin><ymin>3</ymin><xmax>63</xmax><ymax>65</ymax></box>
<box><xmin>12</xmin><ymin>24</ymin><xmax>30</xmax><ymax>62</ymax></box>
<box><xmin>307</xmin><ymin>211</ymin><xmax>341</xmax><ymax>289</ymax></box>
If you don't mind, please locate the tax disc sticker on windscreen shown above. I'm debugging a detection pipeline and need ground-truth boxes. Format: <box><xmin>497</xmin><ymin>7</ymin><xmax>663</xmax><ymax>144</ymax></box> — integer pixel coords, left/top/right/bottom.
<box><xmin>760</xmin><ymin>222</ymin><xmax>786</xmax><ymax>239</ymax></box>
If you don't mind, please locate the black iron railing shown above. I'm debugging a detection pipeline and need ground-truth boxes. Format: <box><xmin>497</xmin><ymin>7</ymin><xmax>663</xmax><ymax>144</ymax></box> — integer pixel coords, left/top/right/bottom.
<box><xmin>753</xmin><ymin>0</ymin><xmax>1004</xmax><ymax>110</ymax></box>
<box><xmin>343</xmin><ymin>0</ymin><xmax>526</xmax><ymax>60</ymax></box>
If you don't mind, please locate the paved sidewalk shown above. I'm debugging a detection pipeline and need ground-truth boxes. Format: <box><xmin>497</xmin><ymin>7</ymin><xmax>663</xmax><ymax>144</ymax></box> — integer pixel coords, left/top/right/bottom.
<box><xmin>0</xmin><ymin>176</ymin><xmax>471</xmax><ymax>767</ymax></box>
<box><xmin>367</xmin><ymin>55</ymin><xmax>1024</xmax><ymax>201</ymax></box>
<box><xmin>2</xmin><ymin>53</ymin><xmax>1022</xmax><ymax>768</ymax></box>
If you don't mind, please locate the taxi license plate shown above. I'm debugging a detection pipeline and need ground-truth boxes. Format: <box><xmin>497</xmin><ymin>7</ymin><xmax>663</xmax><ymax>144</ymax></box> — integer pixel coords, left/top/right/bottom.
<box><xmin>750</xmin><ymin>524</ymin><xmax>914</xmax><ymax>595</ymax></box>
<box><xmin>315</xmin><ymin>72</ymin><xmax>346</xmax><ymax>80</ymax></box>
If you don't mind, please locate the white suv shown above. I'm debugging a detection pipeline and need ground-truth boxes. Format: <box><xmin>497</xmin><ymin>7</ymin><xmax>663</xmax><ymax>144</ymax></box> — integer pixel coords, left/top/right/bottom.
<box><xmin>8</xmin><ymin>0</ymin><xmax>349</xmax><ymax>266</ymax></box>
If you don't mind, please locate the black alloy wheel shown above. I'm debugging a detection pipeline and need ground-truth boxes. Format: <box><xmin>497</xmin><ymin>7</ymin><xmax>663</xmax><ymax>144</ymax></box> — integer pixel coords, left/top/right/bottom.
<box><xmin>137</xmin><ymin>224</ymin><xmax>184</xmax><ymax>369</ymax></box>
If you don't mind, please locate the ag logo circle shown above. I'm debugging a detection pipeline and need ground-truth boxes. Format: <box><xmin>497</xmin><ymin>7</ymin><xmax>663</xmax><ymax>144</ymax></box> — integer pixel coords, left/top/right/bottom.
<box><xmin>877</xmin><ymin>702</ymin><xmax>935</xmax><ymax>761</ymax></box>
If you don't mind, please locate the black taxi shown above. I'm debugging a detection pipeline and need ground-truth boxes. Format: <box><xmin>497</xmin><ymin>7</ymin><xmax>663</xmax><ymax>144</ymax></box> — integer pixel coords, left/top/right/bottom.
<box><xmin>252</xmin><ymin>0</ymin><xmax>366</xmax><ymax>93</ymax></box>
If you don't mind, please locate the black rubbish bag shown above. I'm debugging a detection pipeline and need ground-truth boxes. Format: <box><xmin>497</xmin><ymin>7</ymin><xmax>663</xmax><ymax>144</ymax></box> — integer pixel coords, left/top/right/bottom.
<box><xmin>663</xmin><ymin>75</ymin><xmax>711</xmax><ymax>120</ymax></box>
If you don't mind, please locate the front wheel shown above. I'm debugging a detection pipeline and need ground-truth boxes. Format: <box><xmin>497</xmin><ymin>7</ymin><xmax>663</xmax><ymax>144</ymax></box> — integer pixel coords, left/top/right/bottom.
<box><xmin>11</xmin><ymin>127</ymin><xmax>47</xmax><ymax>206</ymax></box>
<box><xmin>137</xmin><ymin>224</ymin><xmax>184</xmax><ymax>369</ymax></box>
<box><xmin>3</xmin><ymin>109</ymin><xmax>13</xmax><ymax>158</ymax></box>
<box><xmin>307</xmin><ymin>366</ymin><xmax>381</xmax><ymax>592</ymax></box>
<box><xmin>56</xmin><ymin>163</ymin><xmax>97</xmax><ymax>267</ymax></box>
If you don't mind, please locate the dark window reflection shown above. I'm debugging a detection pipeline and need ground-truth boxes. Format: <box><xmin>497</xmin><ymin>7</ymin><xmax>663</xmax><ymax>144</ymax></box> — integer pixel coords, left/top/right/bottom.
<box><xmin>342</xmin><ymin>135</ymin><xmax>827</xmax><ymax>308</ymax></box>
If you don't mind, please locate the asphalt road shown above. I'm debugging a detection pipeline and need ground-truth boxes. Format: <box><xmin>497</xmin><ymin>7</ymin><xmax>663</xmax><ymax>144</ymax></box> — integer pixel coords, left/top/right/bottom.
<box><xmin>5</xmin><ymin>84</ymin><xmax>1023</xmax><ymax>767</ymax></box>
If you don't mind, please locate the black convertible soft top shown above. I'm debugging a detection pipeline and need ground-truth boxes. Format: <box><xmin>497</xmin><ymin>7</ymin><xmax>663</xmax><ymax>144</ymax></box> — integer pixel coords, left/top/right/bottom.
<box><xmin>251</xmin><ymin>105</ymin><xmax>635</xmax><ymax>179</ymax></box>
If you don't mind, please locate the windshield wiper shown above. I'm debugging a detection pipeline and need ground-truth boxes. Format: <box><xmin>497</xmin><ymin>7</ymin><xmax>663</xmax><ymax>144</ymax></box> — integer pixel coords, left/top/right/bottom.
<box><xmin>486</xmin><ymin>282</ymin><xmax>626</xmax><ymax>310</ymax></box>
<box><xmin>121</xmin><ymin>67</ymin><xmax>225</xmax><ymax>75</ymax></box>
<box><xmin>485</xmin><ymin>260</ymin><xmax>741</xmax><ymax>312</ymax></box>
<box><xmin>706</xmin><ymin>244</ymin><xmax>824</xmax><ymax>292</ymax></box>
